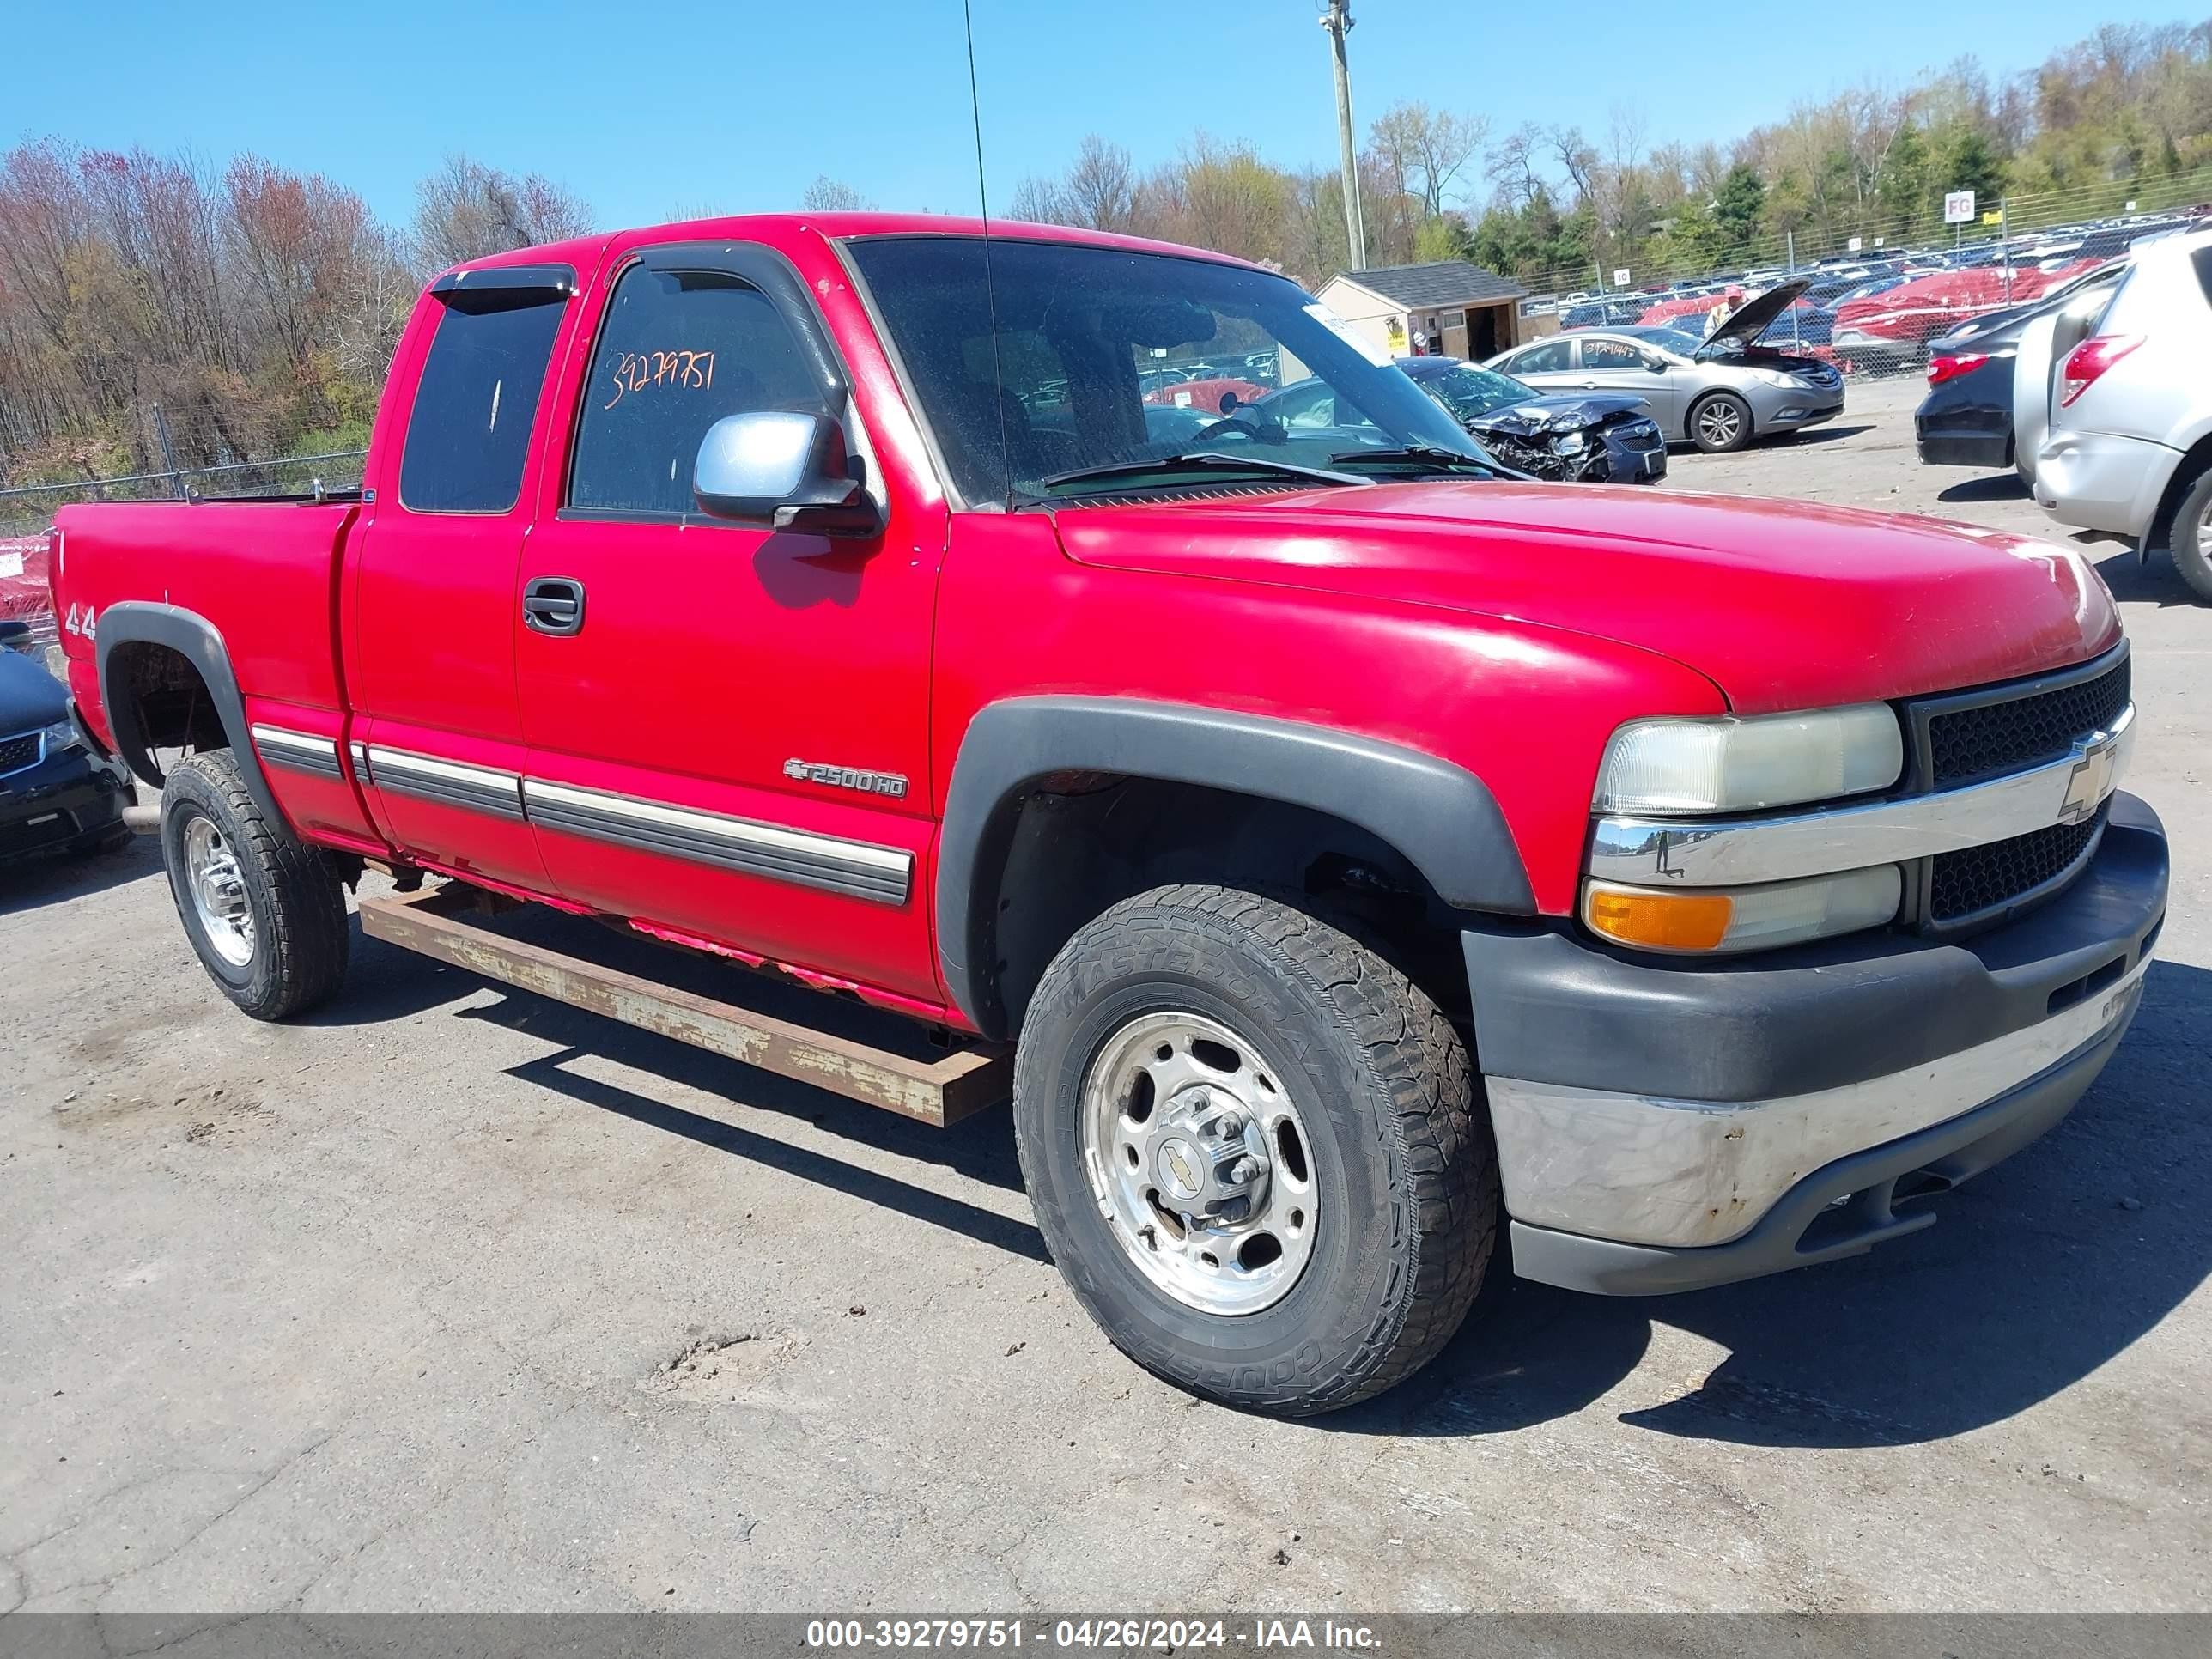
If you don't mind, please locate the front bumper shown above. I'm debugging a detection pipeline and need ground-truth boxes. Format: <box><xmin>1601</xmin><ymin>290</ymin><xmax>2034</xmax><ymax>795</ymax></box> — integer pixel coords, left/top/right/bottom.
<box><xmin>0</xmin><ymin>744</ymin><xmax>131</xmax><ymax>860</ymax></box>
<box><xmin>1466</xmin><ymin>792</ymin><xmax>2167</xmax><ymax>1293</ymax></box>
<box><xmin>2034</xmin><ymin>429</ymin><xmax>2180</xmax><ymax>540</ymax></box>
<box><xmin>1762</xmin><ymin>398</ymin><xmax>1843</xmax><ymax>434</ymax></box>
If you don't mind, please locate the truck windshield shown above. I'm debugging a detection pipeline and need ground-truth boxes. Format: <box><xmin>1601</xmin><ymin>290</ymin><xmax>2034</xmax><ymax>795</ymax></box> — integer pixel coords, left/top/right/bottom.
<box><xmin>845</xmin><ymin>236</ymin><xmax>1492</xmax><ymax>504</ymax></box>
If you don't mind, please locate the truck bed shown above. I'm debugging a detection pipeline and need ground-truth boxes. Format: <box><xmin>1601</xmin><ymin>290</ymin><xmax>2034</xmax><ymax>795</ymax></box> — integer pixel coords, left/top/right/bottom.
<box><xmin>53</xmin><ymin>497</ymin><xmax>361</xmax><ymax>752</ymax></box>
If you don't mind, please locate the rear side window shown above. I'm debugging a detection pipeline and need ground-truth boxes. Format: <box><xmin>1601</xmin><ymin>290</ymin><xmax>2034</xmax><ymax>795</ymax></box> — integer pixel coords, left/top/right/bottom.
<box><xmin>568</xmin><ymin>264</ymin><xmax>823</xmax><ymax>516</ymax></box>
<box><xmin>1510</xmin><ymin>338</ymin><xmax>1572</xmax><ymax>373</ymax></box>
<box><xmin>399</xmin><ymin>290</ymin><xmax>567</xmax><ymax>514</ymax></box>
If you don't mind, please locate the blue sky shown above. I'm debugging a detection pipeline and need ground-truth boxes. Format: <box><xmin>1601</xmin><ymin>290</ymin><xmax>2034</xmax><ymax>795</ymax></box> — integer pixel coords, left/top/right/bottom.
<box><xmin>4</xmin><ymin>2</ymin><xmax>2194</xmax><ymax>228</ymax></box>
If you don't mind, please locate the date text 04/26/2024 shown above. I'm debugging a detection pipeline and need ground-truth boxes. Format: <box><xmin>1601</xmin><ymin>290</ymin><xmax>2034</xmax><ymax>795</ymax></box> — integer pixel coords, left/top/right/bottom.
<box><xmin>803</xmin><ymin>1620</ymin><xmax>1382</xmax><ymax>1651</ymax></box>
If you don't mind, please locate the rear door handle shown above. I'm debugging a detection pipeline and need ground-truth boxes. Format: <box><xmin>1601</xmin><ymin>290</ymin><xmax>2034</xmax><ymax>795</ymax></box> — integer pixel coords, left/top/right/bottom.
<box><xmin>523</xmin><ymin>576</ymin><xmax>586</xmax><ymax>636</ymax></box>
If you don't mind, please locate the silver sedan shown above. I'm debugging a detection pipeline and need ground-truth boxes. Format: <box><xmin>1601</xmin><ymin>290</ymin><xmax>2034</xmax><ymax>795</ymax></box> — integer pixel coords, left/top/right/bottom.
<box><xmin>1485</xmin><ymin>282</ymin><xmax>1845</xmax><ymax>453</ymax></box>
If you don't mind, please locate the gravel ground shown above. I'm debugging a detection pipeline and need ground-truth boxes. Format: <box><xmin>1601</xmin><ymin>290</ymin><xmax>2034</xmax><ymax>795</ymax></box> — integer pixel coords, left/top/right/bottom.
<box><xmin>3</xmin><ymin>380</ymin><xmax>2207</xmax><ymax>1617</ymax></box>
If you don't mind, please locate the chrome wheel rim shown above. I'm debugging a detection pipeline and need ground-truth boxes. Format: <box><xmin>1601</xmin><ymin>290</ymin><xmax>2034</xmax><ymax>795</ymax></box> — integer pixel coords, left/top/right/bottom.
<box><xmin>183</xmin><ymin>816</ymin><xmax>254</xmax><ymax>968</ymax></box>
<box><xmin>1698</xmin><ymin>400</ymin><xmax>1742</xmax><ymax>446</ymax></box>
<box><xmin>1079</xmin><ymin>1011</ymin><xmax>1318</xmax><ymax>1316</ymax></box>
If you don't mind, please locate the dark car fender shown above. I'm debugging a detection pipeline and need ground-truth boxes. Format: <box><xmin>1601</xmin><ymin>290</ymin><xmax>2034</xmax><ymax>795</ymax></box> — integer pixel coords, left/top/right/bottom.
<box><xmin>94</xmin><ymin>601</ymin><xmax>285</xmax><ymax>830</ymax></box>
<box><xmin>934</xmin><ymin>696</ymin><xmax>1536</xmax><ymax>1035</ymax></box>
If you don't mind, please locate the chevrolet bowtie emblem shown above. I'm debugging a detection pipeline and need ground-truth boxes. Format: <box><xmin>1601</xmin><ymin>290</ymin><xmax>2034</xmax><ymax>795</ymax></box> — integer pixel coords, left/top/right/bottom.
<box><xmin>2057</xmin><ymin>729</ymin><xmax>2121</xmax><ymax>824</ymax></box>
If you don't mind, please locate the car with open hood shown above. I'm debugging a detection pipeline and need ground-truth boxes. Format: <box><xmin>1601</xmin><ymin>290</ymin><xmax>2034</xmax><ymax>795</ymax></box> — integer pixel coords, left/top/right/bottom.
<box><xmin>1487</xmin><ymin>280</ymin><xmax>1845</xmax><ymax>452</ymax></box>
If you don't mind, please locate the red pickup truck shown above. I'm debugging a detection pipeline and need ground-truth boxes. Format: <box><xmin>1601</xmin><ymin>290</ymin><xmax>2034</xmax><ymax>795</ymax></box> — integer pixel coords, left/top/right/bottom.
<box><xmin>53</xmin><ymin>213</ymin><xmax>2166</xmax><ymax>1416</ymax></box>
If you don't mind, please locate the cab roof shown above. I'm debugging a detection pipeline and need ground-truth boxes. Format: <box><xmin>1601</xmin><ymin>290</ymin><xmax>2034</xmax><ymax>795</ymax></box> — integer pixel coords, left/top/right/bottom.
<box><xmin>441</xmin><ymin>211</ymin><xmax>1264</xmax><ymax>287</ymax></box>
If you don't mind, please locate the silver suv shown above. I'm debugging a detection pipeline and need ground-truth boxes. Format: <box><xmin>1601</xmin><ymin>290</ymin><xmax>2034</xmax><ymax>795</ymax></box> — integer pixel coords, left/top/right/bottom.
<box><xmin>2034</xmin><ymin>226</ymin><xmax>2212</xmax><ymax>602</ymax></box>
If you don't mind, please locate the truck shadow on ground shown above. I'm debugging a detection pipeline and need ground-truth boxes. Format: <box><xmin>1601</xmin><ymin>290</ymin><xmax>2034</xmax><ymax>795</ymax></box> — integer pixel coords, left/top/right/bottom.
<box><xmin>318</xmin><ymin>900</ymin><xmax>1044</xmax><ymax>1261</ymax></box>
<box><xmin>1358</xmin><ymin>955</ymin><xmax>2212</xmax><ymax>1449</ymax></box>
<box><xmin>0</xmin><ymin>829</ymin><xmax>161</xmax><ymax>918</ymax></box>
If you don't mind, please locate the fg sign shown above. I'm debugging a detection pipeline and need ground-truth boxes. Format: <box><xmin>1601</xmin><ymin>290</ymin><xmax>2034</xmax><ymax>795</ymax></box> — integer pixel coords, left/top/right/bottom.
<box><xmin>1943</xmin><ymin>190</ymin><xmax>1977</xmax><ymax>226</ymax></box>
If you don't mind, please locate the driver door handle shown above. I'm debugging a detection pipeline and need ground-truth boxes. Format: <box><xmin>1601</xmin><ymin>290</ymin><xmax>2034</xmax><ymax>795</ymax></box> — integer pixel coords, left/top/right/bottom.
<box><xmin>523</xmin><ymin>576</ymin><xmax>586</xmax><ymax>636</ymax></box>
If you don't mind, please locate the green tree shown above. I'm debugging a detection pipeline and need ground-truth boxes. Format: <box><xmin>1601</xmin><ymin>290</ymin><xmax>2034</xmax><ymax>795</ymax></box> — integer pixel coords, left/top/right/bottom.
<box><xmin>1413</xmin><ymin>214</ymin><xmax>1473</xmax><ymax>263</ymax></box>
<box><xmin>1711</xmin><ymin>165</ymin><xmax>1767</xmax><ymax>259</ymax></box>
<box><xmin>1936</xmin><ymin>128</ymin><xmax>2003</xmax><ymax>207</ymax></box>
<box><xmin>1876</xmin><ymin>121</ymin><xmax>1933</xmax><ymax>227</ymax></box>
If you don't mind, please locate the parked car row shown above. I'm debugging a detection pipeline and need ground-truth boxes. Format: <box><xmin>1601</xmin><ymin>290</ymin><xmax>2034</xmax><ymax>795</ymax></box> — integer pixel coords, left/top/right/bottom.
<box><xmin>1917</xmin><ymin>224</ymin><xmax>2212</xmax><ymax>602</ymax></box>
<box><xmin>1559</xmin><ymin>208</ymin><xmax>2207</xmax><ymax>374</ymax></box>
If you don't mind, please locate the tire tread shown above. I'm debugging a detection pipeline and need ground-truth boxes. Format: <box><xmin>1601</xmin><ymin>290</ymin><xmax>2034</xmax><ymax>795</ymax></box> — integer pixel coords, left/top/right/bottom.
<box><xmin>1015</xmin><ymin>883</ymin><xmax>1495</xmax><ymax>1416</ymax></box>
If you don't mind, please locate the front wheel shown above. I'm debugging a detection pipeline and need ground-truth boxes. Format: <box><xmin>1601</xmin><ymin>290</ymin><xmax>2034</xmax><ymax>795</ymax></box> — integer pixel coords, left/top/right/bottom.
<box><xmin>1689</xmin><ymin>391</ymin><xmax>1753</xmax><ymax>453</ymax></box>
<box><xmin>2166</xmin><ymin>465</ymin><xmax>2212</xmax><ymax>605</ymax></box>
<box><xmin>161</xmin><ymin>750</ymin><xmax>349</xmax><ymax>1019</ymax></box>
<box><xmin>1013</xmin><ymin>885</ymin><xmax>1497</xmax><ymax>1416</ymax></box>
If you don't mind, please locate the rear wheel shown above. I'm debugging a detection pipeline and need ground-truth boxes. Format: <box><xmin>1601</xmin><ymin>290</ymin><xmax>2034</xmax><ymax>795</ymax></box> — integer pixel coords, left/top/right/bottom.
<box><xmin>161</xmin><ymin>750</ymin><xmax>349</xmax><ymax>1019</ymax></box>
<box><xmin>2166</xmin><ymin>465</ymin><xmax>2212</xmax><ymax>605</ymax></box>
<box><xmin>1689</xmin><ymin>391</ymin><xmax>1753</xmax><ymax>453</ymax></box>
<box><xmin>1013</xmin><ymin>884</ymin><xmax>1496</xmax><ymax>1416</ymax></box>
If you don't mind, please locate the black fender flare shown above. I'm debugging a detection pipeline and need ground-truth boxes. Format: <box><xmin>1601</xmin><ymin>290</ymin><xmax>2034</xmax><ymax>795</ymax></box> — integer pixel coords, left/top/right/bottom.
<box><xmin>94</xmin><ymin>601</ymin><xmax>286</xmax><ymax>830</ymax></box>
<box><xmin>935</xmin><ymin>696</ymin><xmax>1537</xmax><ymax>1036</ymax></box>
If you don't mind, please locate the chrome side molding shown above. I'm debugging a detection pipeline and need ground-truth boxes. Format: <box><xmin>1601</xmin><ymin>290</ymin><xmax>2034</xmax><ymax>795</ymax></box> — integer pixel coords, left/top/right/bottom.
<box><xmin>522</xmin><ymin>778</ymin><xmax>913</xmax><ymax>906</ymax></box>
<box><xmin>366</xmin><ymin>747</ymin><xmax>526</xmax><ymax>821</ymax></box>
<box><xmin>249</xmin><ymin>724</ymin><xmax>343</xmax><ymax>782</ymax></box>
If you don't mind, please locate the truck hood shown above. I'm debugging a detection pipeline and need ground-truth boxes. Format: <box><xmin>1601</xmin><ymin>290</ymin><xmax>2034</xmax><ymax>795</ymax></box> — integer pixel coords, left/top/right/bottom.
<box><xmin>1051</xmin><ymin>481</ymin><xmax>2119</xmax><ymax>714</ymax></box>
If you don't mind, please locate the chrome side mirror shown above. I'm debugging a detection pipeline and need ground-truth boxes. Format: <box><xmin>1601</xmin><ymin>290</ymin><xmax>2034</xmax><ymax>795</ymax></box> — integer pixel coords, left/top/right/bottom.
<box><xmin>693</xmin><ymin>410</ymin><xmax>880</xmax><ymax>536</ymax></box>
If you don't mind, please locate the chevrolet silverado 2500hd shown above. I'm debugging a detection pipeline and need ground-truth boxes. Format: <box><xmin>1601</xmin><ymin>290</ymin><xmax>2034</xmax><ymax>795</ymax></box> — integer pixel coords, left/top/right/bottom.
<box><xmin>53</xmin><ymin>215</ymin><xmax>2166</xmax><ymax>1416</ymax></box>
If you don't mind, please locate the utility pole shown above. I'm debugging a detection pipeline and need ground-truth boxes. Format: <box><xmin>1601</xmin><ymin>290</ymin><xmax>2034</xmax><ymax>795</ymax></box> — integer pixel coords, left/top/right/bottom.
<box><xmin>1321</xmin><ymin>2</ymin><xmax>1365</xmax><ymax>268</ymax></box>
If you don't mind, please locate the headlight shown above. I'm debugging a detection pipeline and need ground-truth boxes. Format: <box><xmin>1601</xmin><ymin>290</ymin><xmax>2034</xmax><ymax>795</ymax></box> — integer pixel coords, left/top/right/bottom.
<box><xmin>40</xmin><ymin>718</ymin><xmax>80</xmax><ymax>757</ymax></box>
<box><xmin>1549</xmin><ymin>430</ymin><xmax>1589</xmax><ymax>454</ymax></box>
<box><xmin>1584</xmin><ymin>865</ymin><xmax>1902</xmax><ymax>954</ymax></box>
<box><xmin>1594</xmin><ymin>704</ymin><xmax>1902</xmax><ymax>815</ymax></box>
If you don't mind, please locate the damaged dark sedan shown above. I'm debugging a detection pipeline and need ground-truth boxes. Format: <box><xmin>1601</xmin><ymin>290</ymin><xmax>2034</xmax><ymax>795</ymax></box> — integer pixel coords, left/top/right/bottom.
<box><xmin>1254</xmin><ymin>356</ymin><xmax>1666</xmax><ymax>484</ymax></box>
<box><xmin>1395</xmin><ymin>356</ymin><xmax>1668</xmax><ymax>483</ymax></box>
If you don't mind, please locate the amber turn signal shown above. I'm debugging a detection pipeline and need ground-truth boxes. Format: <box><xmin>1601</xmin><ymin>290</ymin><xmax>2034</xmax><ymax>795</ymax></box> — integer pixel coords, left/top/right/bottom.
<box><xmin>1584</xmin><ymin>886</ymin><xmax>1735</xmax><ymax>952</ymax></box>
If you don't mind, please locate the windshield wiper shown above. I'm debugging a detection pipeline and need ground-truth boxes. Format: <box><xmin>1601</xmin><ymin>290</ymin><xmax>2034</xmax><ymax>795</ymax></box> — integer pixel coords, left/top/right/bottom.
<box><xmin>1328</xmin><ymin>442</ymin><xmax>1496</xmax><ymax>476</ymax></box>
<box><xmin>1037</xmin><ymin>451</ymin><xmax>1370</xmax><ymax>494</ymax></box>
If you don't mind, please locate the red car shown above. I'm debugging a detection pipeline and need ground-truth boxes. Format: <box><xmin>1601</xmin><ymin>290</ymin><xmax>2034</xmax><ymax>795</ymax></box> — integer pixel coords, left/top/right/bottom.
<box><xmin>1140</xmin><ymin>375</ymin><xmax>1268</xmax><ymax>415</ymax></box>
<box><xmin>52</xmin><ymin>213</ymin><xmax>2165</xmax><ymax>1415</ymax></box>
<box><xmin>1834</xmin><ymin>261</ymin><xmax>2100</xmax><ymax>368</ymax></box>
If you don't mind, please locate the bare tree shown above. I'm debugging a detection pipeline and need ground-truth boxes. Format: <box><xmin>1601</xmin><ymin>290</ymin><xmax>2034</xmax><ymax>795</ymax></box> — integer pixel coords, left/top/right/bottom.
<box><xmin>1485</xmin><ymin>124</ymin><xmax>1547</xmax><ymax>210</ymax></box>
<box><xmin>1547</xmin><ymin>125</ymin><xmax>1597</xmax><ymax>204</ymax></box>
<box><xmin>799</xmin><ymin>175</ymin><xmax>869</xmax><ymax>212</ymax></box>
<box><xmin>1006</xmin><ymin>174</ymin><xmax>1073</xmax><ymax>225</ymax></box>
<box><xmin>1063</xmin><ymin>136</ymin><xmax>1138</xmax><ymax>232</ymax></box>
<box><xmin>410</xmin><ymin>155</ymin><xmax>592</xmax><ymax>270</ymax></box>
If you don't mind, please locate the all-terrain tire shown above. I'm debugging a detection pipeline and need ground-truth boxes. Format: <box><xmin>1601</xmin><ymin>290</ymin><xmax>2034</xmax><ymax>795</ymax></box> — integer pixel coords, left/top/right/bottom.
<box><xmin>2166</xmin><ymin>465</ymin><xmax>2212</xmax><ymax>605</ymax></box>
<box><xmin>1012</xmin><ymin>884</ymin><xmax>1497</xmax><ymax>1416</ymax></box>
<box><xmin>160</xmin><ymin>749</ymin><xmax>349</xmax><ymax>1020</ymax></box>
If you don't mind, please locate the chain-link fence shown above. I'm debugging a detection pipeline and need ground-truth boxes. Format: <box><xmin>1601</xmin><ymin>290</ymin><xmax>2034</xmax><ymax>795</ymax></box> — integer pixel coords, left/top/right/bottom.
<box><xmin>0</xmin><ymin>448</ymin><xmax>367</xmax><ymax>539</ymax></box>
<box><xmin>1512</xmin><ymin>163</ymin><xmax>2212</xmax><ymax>380</ymax></box>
